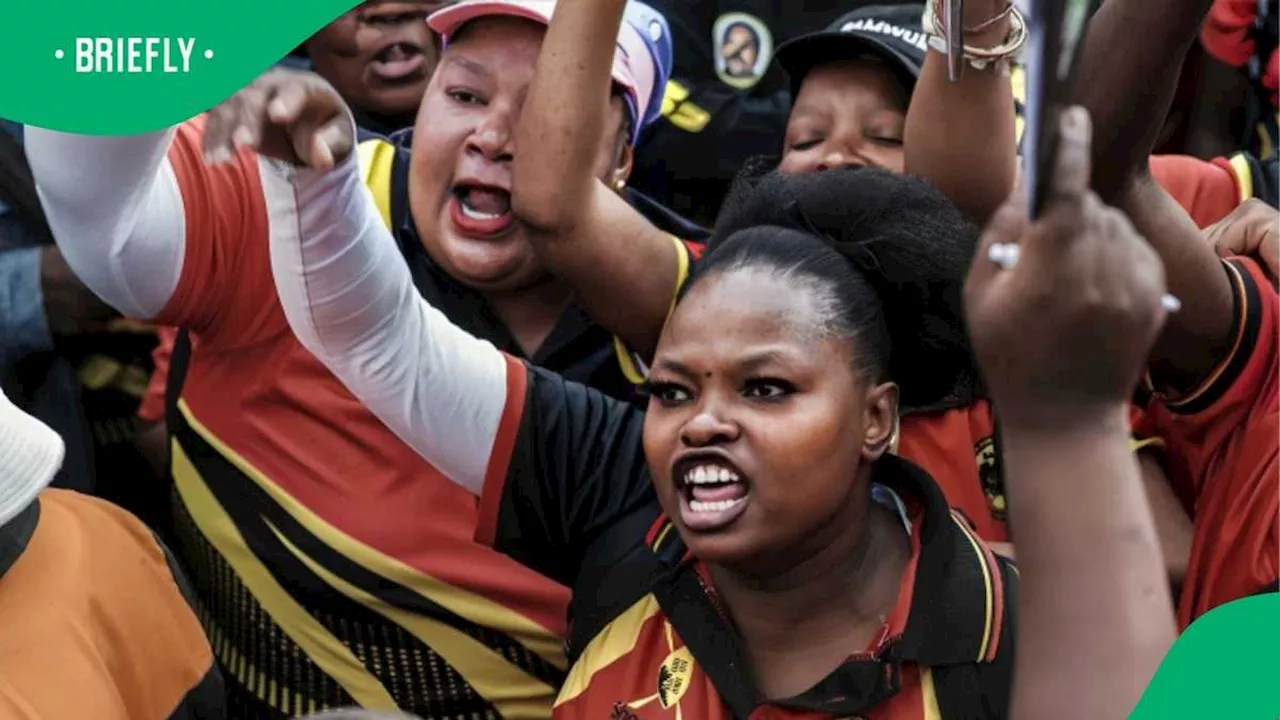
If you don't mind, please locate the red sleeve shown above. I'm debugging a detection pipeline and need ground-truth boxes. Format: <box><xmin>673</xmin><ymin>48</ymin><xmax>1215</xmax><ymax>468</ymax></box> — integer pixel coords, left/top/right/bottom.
<box><xmin>155</xmin><ymin>116</ymin><xmax>278</xmax><ymax>348</ymax></box>
<box><xmin>136</xmin><ymin>327</ymin><xmax>178</xmax><ymax>422</ymax></box>
<box><xmin>1146</xmin><ymin>258</ymin><xmax>1279</xmax><ymax>626</ymax></box>
<box><xmin>1149</xmin><ymin>154</ymin><xmax>1244</xmax><ymax>228</ymax></box>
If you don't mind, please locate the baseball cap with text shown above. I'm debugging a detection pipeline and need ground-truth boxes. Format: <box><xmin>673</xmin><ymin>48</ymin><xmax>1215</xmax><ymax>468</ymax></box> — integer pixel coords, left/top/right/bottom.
<box><xmin>427</xmin><ymin>0</ymin><xmax>673</xmax><ymax>145</ymax></box>
<box><xmin>773</xmin><ymin>4</ymin><xmax>927</xmax><ymax>100</ymax></box>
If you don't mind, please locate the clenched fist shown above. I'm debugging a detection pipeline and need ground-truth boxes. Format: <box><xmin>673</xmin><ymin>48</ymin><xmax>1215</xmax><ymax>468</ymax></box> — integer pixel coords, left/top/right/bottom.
<box><xmin>204</xmin><ymin>68</ymin><xmax>356</xmax><ymax>171</ymax></box>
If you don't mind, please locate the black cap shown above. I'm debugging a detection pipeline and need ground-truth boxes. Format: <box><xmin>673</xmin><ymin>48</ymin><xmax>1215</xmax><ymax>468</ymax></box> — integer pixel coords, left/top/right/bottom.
<box><xmin>774</xmin><ymin>4</ymin><xmax>927</xmax><ymax>100</ymax></box>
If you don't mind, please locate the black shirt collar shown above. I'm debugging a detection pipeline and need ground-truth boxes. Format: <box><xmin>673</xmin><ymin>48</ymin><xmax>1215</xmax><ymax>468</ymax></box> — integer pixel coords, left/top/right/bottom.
<box><xmin>0</xmin><ymin>500</ymin><xmax>40</xmax><ymax>579</ymax></box>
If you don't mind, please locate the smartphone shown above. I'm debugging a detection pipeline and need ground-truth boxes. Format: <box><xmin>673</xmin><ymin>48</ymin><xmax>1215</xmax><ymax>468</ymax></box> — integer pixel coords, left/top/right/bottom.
<box><xmin>1022</xmin><ymin>0</ymin><xmax>1098</xmax><ymax>217</ymax></box>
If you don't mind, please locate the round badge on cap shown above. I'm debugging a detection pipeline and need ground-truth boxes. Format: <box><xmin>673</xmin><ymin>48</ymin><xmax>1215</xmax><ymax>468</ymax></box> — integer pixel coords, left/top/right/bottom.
<box><xmin>649</xmin><ymin>19</ymin><xmax>663</xmax><ymax>42</ymax></box>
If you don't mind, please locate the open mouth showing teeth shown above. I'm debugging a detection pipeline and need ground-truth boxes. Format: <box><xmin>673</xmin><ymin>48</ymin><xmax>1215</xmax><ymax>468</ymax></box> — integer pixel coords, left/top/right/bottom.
<box><xmin>454</xmin><ymin>186</ymin><xmax>511</xmax><ymax>221</ymax></box>
<box><xmin>449</xmin><ymin>185</ymin><xmax>516</xmax><ymax>237</ymax></box>
<box><xmin>675</xmin><ymin>460</ymin><xmax>751</xmax><ymax>529</ymax></box>
<box><xmin>369</xmin><ymin>42</ymin><xmax>426</xmax><ymax>82</ymax></box>
<box><xmin>376</xmin><ymin>42</ymin><xmax>421</xmax><ymax>63</ymax></box>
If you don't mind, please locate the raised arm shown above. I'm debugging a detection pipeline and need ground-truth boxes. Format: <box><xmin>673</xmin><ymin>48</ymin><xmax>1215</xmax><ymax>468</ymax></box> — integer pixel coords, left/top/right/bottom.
<box><xmin>905</xmin><ymin>0</ymin><xmax>1019</xmax><ymax>226</ymax></box>
<box><xmin>24</xmin><ymin>127</ymin><xmax>184</xmax><ymax>320</ymax></box>
<box><xmin>512</xmin><ymin>0</ymin><xmax>684</xmax><ymax>360</ymax></box>
<box><xmin>966</xmin><ymin>108</ymin><xmax>1176</xmax><ymax>720</ymax></box>
<box><xmin>1073</xmin><ymin>0</ymin><xmax>1233</xmax><ymax>389</ymax></box>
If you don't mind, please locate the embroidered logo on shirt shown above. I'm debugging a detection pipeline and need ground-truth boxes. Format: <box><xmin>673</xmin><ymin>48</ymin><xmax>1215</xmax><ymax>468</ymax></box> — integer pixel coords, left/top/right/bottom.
<box><xmin>975</xmin><ymin>436</ymin><xmax>1007</xmax><ymax>520</ymax></box>
<box><xmin>623</xmin><ymin>622</ymin><xmax>695</xmax><ymax>718</ymax></box>
<box><xmin>712</xmin><ymin>12</ymin><xmax>773</xmax><ymax>89</ymax></box>
<box><xmin>656</xmin><ymin>647</ymin><xmax>694</xmax><ymax>708</ymax></box>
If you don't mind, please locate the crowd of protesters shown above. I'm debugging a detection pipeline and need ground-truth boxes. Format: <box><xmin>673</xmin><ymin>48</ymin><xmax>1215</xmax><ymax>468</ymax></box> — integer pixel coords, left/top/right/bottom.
<box><xmin>0</xmin><ymin>0</ymin><xmax>1276</xmax><ymax>718</ymax></box>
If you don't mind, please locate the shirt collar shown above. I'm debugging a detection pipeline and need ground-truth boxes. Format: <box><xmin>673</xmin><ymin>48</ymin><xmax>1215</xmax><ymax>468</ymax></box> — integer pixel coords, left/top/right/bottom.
<box><xmin>0</xmin><ymin>500</ymin><xmax>40</xmax><ymax>579</ymax></box>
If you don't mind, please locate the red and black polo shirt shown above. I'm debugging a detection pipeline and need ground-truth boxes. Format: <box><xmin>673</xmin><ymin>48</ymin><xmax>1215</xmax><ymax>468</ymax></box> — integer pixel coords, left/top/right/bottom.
<box><xmin>476</xmin><ymin>363</ymin><xmax>1017</xmax><ymax>718</ymax></box>
<box><xmin>1136</xmin><ymin>257</ymin><xmax>1279</xmax><ymax>627</ymax></box>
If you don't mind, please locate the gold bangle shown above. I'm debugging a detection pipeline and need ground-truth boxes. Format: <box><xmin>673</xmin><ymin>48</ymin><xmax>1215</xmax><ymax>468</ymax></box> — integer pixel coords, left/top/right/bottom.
<box><xmin>965</xmin><ymin>2</ymin><xmax>1015</xmax><ymax>34</ymax></box>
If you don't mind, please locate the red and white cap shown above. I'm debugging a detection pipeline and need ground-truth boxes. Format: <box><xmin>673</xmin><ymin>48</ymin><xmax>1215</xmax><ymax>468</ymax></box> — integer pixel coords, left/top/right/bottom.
<box><xmin>0</xmin><ymin>388</ymin><xmax>63</xmax><ymax>528</ymax></box>
<box><xmin>427</xmin><ymin>0</ymin><xmax>659</xmax><ymax>144</ymax></box>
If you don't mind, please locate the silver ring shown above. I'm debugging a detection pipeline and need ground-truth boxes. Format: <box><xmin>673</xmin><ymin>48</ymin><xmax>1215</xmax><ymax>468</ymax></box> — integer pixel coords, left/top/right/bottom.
<box><xmin>987</xmin><ymin>242</ymin><xmax>1021</xmax><ymax>269</ymax></box>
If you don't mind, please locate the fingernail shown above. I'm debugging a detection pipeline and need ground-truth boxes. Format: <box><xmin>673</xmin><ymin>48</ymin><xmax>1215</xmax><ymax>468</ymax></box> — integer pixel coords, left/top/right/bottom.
<box><xmin>268</xmin><ymin>99</ymin><xmax>288</xmax><ymax>120</ymax></box>
<box><xmin>233</xmin><ymin>127</ymin><xmax>254</xmax><ymax>148</ymax></box>
<box><xmin>1062</xmin><ymin>106</ymin><xmax>1090</xmax><ymax>141</ymax></box>
<box><xmin>314</xmin><ymin>139</ymin><xmax>333</xmax><ymax>169</ymax></box>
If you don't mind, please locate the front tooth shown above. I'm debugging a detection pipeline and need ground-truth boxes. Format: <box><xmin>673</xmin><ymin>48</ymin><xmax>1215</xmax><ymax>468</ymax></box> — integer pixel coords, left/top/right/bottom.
<box><xmin>693</xmin><ymin>467</ymin><xmax>708</xmax><ymax>484</ymax></box>
<box><xmin>715</xmin><ymin>468</ymin><xmax>729</xmax><ymax>483</ymax></box>
<box><xmin>461</xmin><ymin>203</ymin><xmax>499</xmax><ymax>221</ymax></box>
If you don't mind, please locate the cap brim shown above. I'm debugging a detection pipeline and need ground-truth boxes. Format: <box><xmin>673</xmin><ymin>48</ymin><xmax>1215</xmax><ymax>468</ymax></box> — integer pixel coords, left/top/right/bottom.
<box><xmin>774</xmin><ymin>32</ymin><xmax>922</xmax><ymax>101</ymax></box>
<box><xmin>428</xmin><ymin>0</ymin><xmax>553</xmax><ymax>41</ymax></box>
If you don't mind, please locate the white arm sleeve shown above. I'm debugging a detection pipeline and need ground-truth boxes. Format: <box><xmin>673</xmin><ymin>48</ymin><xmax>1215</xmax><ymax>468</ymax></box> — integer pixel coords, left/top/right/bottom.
<box><xmin>266</xmin><ymin>147</ymin><xmax>509</xmax><ymax>496</ymax></box>
<box><xmin>24</xmin><ymin>128</ymin><xmax>186</xmax><ymax>320</ymax></box>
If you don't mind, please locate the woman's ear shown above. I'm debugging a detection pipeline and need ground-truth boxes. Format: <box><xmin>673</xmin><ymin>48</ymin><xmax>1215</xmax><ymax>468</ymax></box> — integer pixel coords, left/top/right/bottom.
<box><xmin>611</xmin><ymin>136</ymin><xmax>634</xmax><ymax>191</ymax></box>
<box><xmin>861</xmin><ymin>381</ymin><xmax>900</xmax><ymax>462</ymax></box>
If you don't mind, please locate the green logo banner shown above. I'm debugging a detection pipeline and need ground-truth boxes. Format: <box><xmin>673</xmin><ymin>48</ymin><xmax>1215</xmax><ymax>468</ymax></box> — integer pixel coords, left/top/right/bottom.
<box><xmin>0</xmin><ymin>0</ymin><xmax>357</xmax><ymax>134</ymax></box>
<box><xmin>1131</xmin><ymin>593</ymin><xmax>1279</xmax><ymax>719</ymax></box>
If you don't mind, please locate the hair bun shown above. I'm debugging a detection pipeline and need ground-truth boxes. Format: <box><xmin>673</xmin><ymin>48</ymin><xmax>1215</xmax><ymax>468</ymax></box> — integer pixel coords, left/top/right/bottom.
<box><xmin>709</xmin><ymin>166</ymin><xmax>983</xmax><ymax>411</ymax></box>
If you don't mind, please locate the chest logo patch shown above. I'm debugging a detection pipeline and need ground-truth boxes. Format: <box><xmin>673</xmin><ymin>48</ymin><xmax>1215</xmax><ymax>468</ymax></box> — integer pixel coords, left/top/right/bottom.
<box><xmin>624</xmin><ymin>622</ymin><xmax>696</xmax><ymax>717</ymax></box>
<box><xmin>713</xmin><ymin>12</ymin><xmax>773</xmax><ymax>89</ymax></box>
<box><xmin>657</xmin><ymin>646</ymin><xmax>694</xmax><ymax>708</ymax></box>
<box><xmin>975</xmin><ymin>436</ymin><xmax>1007</xmax><ymax>520</ymax></box>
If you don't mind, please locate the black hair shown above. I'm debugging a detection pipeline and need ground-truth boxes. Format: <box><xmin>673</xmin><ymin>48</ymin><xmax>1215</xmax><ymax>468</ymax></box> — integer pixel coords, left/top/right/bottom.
<box><xmin>680</xmin><ymin>166</ymin><xmax>981</xmax><ymax>412</ymax></box>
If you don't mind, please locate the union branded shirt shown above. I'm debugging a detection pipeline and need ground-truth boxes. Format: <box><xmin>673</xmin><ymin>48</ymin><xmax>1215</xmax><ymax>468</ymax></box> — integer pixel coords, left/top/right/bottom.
<box><xmin>155</xmin><ymin>118</ymin><xmax>572</xmax><ymax>717</ymax></box>
<box><xmin>1138</xmin><ymin>258</ymin><xmax>1280</xmax><ymax>627</ymax></box>
<box><xmin>474</xmin><ymin>361</ymin><xmax>1017</xmax><ymax>719</ymax></box>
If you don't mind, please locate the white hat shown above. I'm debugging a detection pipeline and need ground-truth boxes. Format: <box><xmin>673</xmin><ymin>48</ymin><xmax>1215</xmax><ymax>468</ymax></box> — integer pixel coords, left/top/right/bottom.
<box><xmin>0</xmin><ymin>388</ymin><xmax>64</xmax><ymax>527</ymax></box>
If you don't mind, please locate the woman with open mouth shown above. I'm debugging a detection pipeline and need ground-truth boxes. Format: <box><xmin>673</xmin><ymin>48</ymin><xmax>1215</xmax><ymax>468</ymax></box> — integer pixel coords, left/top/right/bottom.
<box><xmin>303</xmin><ymin>1</ymin><xmax>445</xmax><ymax>137</ymax></box>
<box><xmin>251</xmin><ymin>63</ymin><xmax>1177</xmax><ymax>712</ymax></box>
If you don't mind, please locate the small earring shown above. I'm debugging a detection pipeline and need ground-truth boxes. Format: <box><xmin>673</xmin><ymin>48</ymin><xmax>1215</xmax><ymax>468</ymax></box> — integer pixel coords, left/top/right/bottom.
<box><xmin>613</xmin><ymin>178</ymin><xmax>627</xmax><ymax>193</ymax></box>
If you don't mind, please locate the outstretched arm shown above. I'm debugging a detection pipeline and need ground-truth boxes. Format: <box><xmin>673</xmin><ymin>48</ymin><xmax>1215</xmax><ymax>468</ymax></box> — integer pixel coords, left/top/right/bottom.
<box><xmin>270</xmin><ymin>147</ymin><xmax>512</xmax><ymax>493</ymax></box>
<box><xmin>25</xmin><ymin>127</ymin><xmax>184</xmax><ymax>321</ymax></box>
<box><xmin>242</xmin><ymin>72</ymin><xmax>657</xmax><ymax>587</ymax></box>
<box><xmin>200</xmin><ymin>70</ymin><xmax>519</xmax><ymax>494</ymax></box>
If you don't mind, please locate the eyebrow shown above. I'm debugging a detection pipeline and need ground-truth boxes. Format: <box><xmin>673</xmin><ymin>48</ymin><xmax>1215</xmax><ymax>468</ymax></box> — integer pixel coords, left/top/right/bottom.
<box><xmin>653</xmin><ymin>348</ymin><xmax>797</xmax><ymax>377</ymax></box>
<box><xmin>440</xmin><ymin>55</ymin><xmax>491</xmax><ymax>79</ymax></box>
